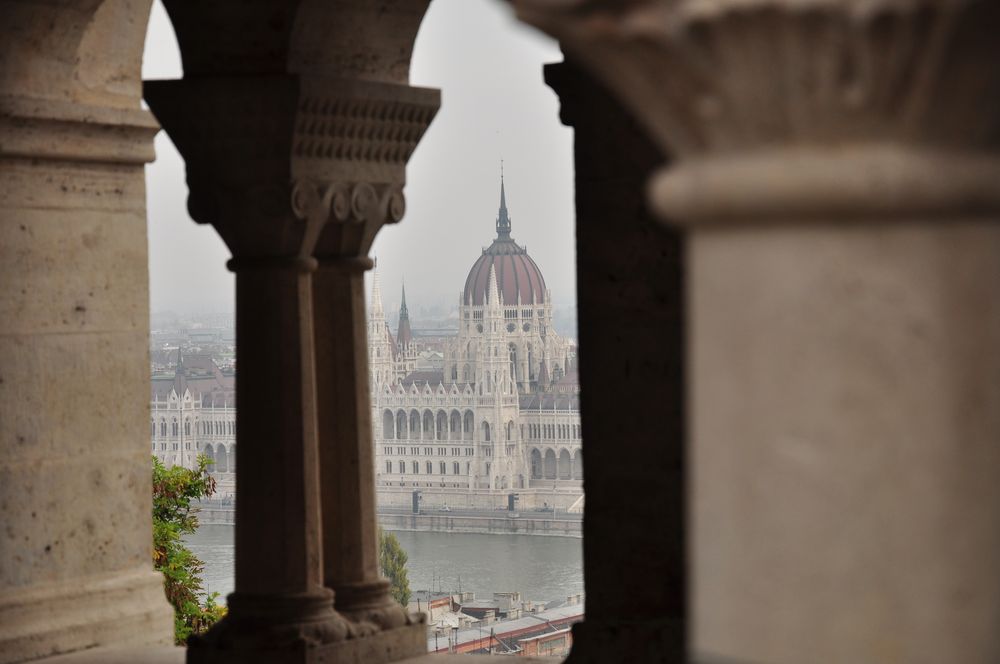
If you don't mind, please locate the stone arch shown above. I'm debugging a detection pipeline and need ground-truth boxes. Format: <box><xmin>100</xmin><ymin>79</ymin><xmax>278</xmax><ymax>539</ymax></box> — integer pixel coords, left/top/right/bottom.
<box><xmin>203</xmin><ymin>443</ymin><xmax>215</xmax><ymax>469</ymax></box>
<box><xmin>216</xmin><ymin>444</ymin><xmax>229</xmax><ymax>472</ymax></box>
<box><xmin>482</xmin><ymin>421</ymin><xmax>491</xmax><ymax>442</ymax></box>
<box><xmin>559</xmin><ymin>449</ymin><xmax>572</xmax><ymax>479</ymax></box>
<box><xmin>450</xmin><ymin>410</ymin><xmax>461</xmax><ymax>436</ymax></box>
<box><xmin>409</xmin><ymin>410</ymin><xmax>420</xmax><ymax>438</ymax></box>
<box><xmin>463</xmin><ymin>410</ymin><xmax>474</xmax><ymax>436</ymax></box>
<box><xmin>383</xmin><ymin>410</ymin><xmax>395</xmax><ymax>439</ymax></box>
<box><xmin>573</xmin><ymin>450</ymin><xmax>583</xmax><ymax>480</ymax></box>
<box><xmin>436</xmin><ymin>410</ymin><xmax>447</xmax><ymax>440</ymax></box>
<box><xmin>530</xmin><ymin>449</ymin><xmax>542</xmax><ymax>479</ymax></box>
<box><xmin>229</xmin><ymin>444</ymin><xmax>237</xmax><ymax>472</ymax></box>
<box><xmin>422</xmin><ymin>409</ymin><xmax>434</xmax><ymax>440</ymax></box>
<box><xmin>544</xmin><ymin>449</ymin><xmax>556</xmax><ymax>479</ymax></box>
<box><xmin>506</xmin><ymin>420</ymin><xmax>514</xmax><ymax>441</ymax></box>
<box><xmin>396</xmin><ymin>410</ymin><xmax>407</xmax><ymax>439</ymax></box>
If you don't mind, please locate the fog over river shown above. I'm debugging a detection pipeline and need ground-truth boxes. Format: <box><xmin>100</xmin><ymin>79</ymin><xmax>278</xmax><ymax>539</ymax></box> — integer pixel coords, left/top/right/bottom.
<box><xmin>185</xmin><ymin>525</ymin><xmax>584</xmax><ymax>605</ymax></box>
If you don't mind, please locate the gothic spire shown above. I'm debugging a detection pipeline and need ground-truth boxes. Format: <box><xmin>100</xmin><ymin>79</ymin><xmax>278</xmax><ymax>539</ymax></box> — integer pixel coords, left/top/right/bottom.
<box><xmin>496</xmin><ymin>164</ymin><xmax>511</xmax><ymax>240</ymax></box>
<box><xmin>370</xmin><ymin>265</ymin><xmax>385</xmax><ymax>321</ymax></box>
<box><xmin>397</xmin><ymin>280</ymin><xmax>412</xmax><ymax>349</ymax></box>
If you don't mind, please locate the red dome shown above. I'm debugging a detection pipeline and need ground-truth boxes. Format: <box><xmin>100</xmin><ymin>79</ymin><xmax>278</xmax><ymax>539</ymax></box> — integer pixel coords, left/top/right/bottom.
<box><xmin>463</xmin><ymin>238</ymin><xmax>546</xmax><ymax>306</ymax></box>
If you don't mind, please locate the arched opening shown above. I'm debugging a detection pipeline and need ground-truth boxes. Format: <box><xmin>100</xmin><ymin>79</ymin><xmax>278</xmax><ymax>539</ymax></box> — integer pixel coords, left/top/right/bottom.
<box><xmin>530</xmin><ymin>449</ymin><xmax>542</xmax><ymax>479</ymax></box>
<box><xmin>383</xmin><ymin>410</ymin><xmax>395</xmax><ymax>439</ymax></box>
<box><xmin>409</xmin><ymin>410</ymin><xmax>421</xmax><ymax>438</ymax></box>
<box><xmin>559</xmin><ymin>449</ymin><xmax>572</xmax><ymax>480</ymax></box>
<box><xmin>215</xmin><ymin>445</ymin><xmax>229</xmax><ymax>473</ymax></box>
<box><xmin>396</xmin><ymin>410</ymin><xmax>408</xmax><ymax>439</ymax></box>
<box><xmin>482</xmin><ymin>421</ymin><xmax>491</xmax><ymax>442</ymax></box>
<box><xmin>436</xmin><ymin>410</ymin><xmax>448</xmax><ymax>440</ymax></box>
<box><xmin>203</xmin><ymin>443</ymin><xmax>215</xmax><ymax>470</ymax></box>
<box><xmin>422</xmin><ymin>410</ymin><xmax>434</xmax><ymax>440</ymax></box>
<box><xmin>574</xmin><ymin>449</ymin><xmax>583</xmax><ymax>480</ymax></box>
<box><xmin>463</xmin><ymin>410</ymin><xmax>474</xmax><ymax>437</ymax></box>
<box><xmin>450</xmin><ymin>410</ymin><xmax>461</xmax><ymax>436</ymax></box>
<box><xmin>229</xmin><ymin>444</ymin><xmax>237</xmax><ymax>473</ymax></box>
<box><xmin>544</xmin><ymin>449</ymin><xmax>557</xmax><ymax>480</ymax></box>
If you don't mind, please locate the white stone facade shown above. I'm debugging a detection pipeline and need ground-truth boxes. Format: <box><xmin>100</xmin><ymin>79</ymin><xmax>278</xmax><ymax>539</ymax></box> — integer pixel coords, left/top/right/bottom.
<box><xmin>369</xmin><ymin>182</ymin><xmax>582</xmax><ymax>499</ymax></box>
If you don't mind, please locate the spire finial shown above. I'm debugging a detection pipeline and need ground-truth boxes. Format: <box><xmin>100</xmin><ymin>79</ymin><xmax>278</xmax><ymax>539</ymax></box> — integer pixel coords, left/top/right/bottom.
<box><xmin>496</xmin><ymin>164</ymin><xmax>511</xmax><ymax>240</ymax></box>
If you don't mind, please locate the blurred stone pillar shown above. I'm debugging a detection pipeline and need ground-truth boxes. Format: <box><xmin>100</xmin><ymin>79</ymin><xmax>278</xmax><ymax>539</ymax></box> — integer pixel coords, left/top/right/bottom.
<box><xmin>545</xmin><ymin>62</ymin><xmax>684</xmax><ymax>664</ymax></box>
<box><xmin>0</xmin><ymin>2</ymin><xmax>174</xmax><ymax>661</ymax></box>
<box><xmin>306</xmin><ymin>80</ymin><xmax>438</xmax><ymax>660</ymax></box>
<box><xmin>145</xmin><ymin>76</ymin><xmax>351</xmax><ymax>664</ymax></box>
<box><xmin>523</xmin><ymin>1</ymin><xmax>1000</xmax><ymax>662</ymax></box>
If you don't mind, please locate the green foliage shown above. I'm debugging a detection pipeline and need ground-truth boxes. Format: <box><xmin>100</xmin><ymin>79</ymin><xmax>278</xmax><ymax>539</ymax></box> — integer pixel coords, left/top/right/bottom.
<box><xmin>152</xmin><ymin>455</ymin><xmax>225</xmax><ymax>644</ymax></box>
<box><xmin>378</xmin><ymin>528</ymin><xmax>412</xmax><ymax>607</ymax></box>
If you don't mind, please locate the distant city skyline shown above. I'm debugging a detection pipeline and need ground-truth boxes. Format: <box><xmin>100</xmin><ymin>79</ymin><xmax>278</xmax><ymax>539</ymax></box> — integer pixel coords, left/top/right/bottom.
<box><xmin>143</xmin><ymin>0</ymin><xmax>576</xmax><ymax>315</ymax></box>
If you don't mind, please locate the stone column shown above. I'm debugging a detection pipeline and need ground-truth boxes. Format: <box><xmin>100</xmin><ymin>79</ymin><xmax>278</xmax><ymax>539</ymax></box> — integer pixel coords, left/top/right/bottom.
<box><xmin>524</xmin><ymin>1</ymin><xmax>1000</xmax><ymax>663</ymax></box>
<box><xmin>145</xmin><ymin>76</ymin><xmax>351</xmax><ymax>664</ymax></box>
<box><xmin>302</xmin><ymin>79</ymin><xmax>438</xmax><ymax>659</ymax></box>
<box><xmin>0</xmin><ymin>2</ymin><xmax>175</xmax><ymax>661</ymax></box>
<box><xmin>545</xmin><ymin>62</ymin><xmax>684</xmax><ymax>664</ymax></box>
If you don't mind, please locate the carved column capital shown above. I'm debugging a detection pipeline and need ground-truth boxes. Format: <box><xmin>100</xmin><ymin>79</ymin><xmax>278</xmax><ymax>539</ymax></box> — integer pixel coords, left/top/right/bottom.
<box><xmin>519</xmin><ymin>0</ymin><xmax>1000</xmax><ymax>224</ymax></box>
<box><xmin>144</xmin><ymin>75</ymin><xmax>438</xmax><ymax>258</ymax></box>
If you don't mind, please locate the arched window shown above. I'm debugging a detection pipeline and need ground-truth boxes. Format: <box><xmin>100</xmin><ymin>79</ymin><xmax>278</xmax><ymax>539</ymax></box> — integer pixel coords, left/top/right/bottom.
<box><xmin>396</xmin><ymin>410</ymin><xmax>407</xmax><ymax>439</ymax></box>
<box><xmin>450</xmin><ymin>410</ymin><xmax>461</xmax><ymax>436</ymax></box>
<box><xmin>151</xmin><ymin>420</ymin><xmax>156</xmax><ymax>437</ymax></box>
<box><xmin>423</xmin><ymin>410</ymin><xmax>434</xmax><ymax>440</ymax></box>
<box><xmin>463</xmin><ymin>410</ymin><xmax>474</xmax><ymax>435</ymax></box>
<box><xmin>171</xmin><ymin>419</ymin><xmax>178</xmax><ymax>436</ymax></box>
<box><xmin>412</xmin><ymin>461</ymin><xmax>419</xmax><ymax>474</ymax></box>
<box><xmin>453</xmin><ymin>461</ymin><xmax>460</xmax><ymax>475</ymax></box>
<box><xmin>544</xmin><ymin>449</ymin><xmax>557</xmax><ymax>479</ymax></box>
<box><xmin>482</xmin><ymin>421</ymin><xmax>491</xmax><ymax>442</ymax></box>
<box><xmin>409</xmin><ymin>410</ymin><xmax>420</xmax><ymax>438</ymax></box>
<box><xmin>559</xmin><ymin>449</ymin><xmax>572</xmax><ymax>479</ymax></box>
<box><xmin>426</xmin><ymin>461</ymin><xmax>433</xmax><ymax>474</ymax></box>
<box><xmin>216</xmin><ymin>445</ymin><xmax>228</xmax><ymax>472</ymax></box>
<box><xmin>531</xmin><ymin>449</ymin><xmax>542</xmax><ymax>479</ymax></box>
<box><xmin>184</xmin><ymin>420</ymin><xmax>191</xmax><ymax>435</ymax></box>
<box><xmin>383</xmin><ymin>410</ymin><xmax>395</xmax><ymax>439</ymax></box>
<box><xmin>160</xmin><ymin>420</ymin><xmax>167</xmax><ymax>436</ymax></box>
<box><xmin>230</xmin><ymin>444</ymin><xmax>236</xmax><ymax>472</ymax></box>
<box><xmin>436</xmin><ymin>411</ymin><xmax>447</xmax><ymax>441</ymax></box>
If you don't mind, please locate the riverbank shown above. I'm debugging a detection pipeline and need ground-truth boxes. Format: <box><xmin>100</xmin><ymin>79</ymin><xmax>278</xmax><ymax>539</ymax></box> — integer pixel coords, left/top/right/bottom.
<box><xmin>195</xmin><ymin>501</ymin><xmax>582</xmax><ymax>539</ymax></box>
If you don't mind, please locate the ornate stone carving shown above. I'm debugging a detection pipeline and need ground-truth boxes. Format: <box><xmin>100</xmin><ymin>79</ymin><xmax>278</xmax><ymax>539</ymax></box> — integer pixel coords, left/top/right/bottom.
<box><xmin>518</xmin><ymin>0</ymin><xmax>1000</xmax><ymax>223</ymax></box>
<box><xmin>145</xmin><ymin>76</ymin><xmax>436</xmax><ymax>258</ymax></box>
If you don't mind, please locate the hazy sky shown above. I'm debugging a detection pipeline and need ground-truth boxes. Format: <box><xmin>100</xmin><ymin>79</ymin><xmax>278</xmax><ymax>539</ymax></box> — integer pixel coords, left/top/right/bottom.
<box><xmin>142</xmin><ymin>0</ymin><xmax>576</xmax><ymax>316</ymax></box>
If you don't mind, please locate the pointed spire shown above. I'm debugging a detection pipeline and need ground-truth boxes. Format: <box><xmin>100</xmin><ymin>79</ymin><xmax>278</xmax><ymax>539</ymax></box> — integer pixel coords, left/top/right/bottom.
<box><xmin>370</xmin><ymin>265</ymin><xmax>385</xmax><ymax>320</ymax></box>
<box><xmin>487</xmin><ymin>263</ymin><xmax>501</xmax><ymax>308</ymax></box>
<box><xmin>397</xmin><ymin>279</ymin><xmax>412</xmax><ymax>349</ymax></box>
<box><xmin>496</xmin><ymin>163</ymin><xmax>511</xmax><ymax>240</ymax></box>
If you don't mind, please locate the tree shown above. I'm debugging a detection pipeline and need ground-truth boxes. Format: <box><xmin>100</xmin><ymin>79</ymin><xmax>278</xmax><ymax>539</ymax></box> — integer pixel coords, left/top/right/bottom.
<box><xmin>152</xmin><ymin>455</ymin><xmax>226</xmax><ymax>644</ymax></box>
<box><xmin>378</xmin><ymin>528</ymin><xmax>411</xmax><ymax>607</ymax></box>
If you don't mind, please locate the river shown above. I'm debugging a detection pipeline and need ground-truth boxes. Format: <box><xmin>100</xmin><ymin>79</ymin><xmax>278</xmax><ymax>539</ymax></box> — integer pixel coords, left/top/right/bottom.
<box><xmin>185</xmin><ymin>525</ymin><xmax>584</xmax><ymax>605</ymax></box>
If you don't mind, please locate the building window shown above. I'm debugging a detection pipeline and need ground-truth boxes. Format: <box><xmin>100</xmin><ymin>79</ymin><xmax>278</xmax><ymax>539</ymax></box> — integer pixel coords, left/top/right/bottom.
<box><xmin>399</xmin><ymin>461</ymin><xmax>406</xmax><ymax>474</ymax></box>
<box><xmin>426</xmin><ymin>461</ymin><xmax>433</xmax><ymax>474</ymax></box>
<box><xmin>412</xmin><ymin>461</ymin><xmax>419</xmax><ymax>474</ymax></box>
<box><xmin>184</xmin><ymin>421</ymin><xmax>191</xmax><ymax>435</ymax></box>
<box><xmin>386</xmin><ymin>461</ymin><xmax>392</xmax><ymax>473</ymax></box>
<box><xmin>440</xmin><ymin>462</ymin><xmax>446</xmax><ymax>474</ymax></box>
<box><xmin>453</xmin><ymin>462</ymin><xmax>460</xmax><ymax>475</ymax></box>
